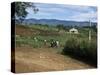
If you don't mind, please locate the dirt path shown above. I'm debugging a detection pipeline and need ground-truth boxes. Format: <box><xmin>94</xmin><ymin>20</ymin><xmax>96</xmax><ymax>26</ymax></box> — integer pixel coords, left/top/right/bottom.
<box><xmin>15</xmin><ymin>47</ymin><xmax>94</xmax><ymax>73</ymax></box>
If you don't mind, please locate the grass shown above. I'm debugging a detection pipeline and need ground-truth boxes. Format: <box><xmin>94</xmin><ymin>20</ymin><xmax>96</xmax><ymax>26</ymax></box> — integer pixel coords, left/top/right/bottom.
<box><xmin>29</xmin><ymin>24</ymin><xmax>58</xmax><ymax>31</ymax></box>
<box><xmin>15</xmin><ymin>34</ymin><xmax>67</xmax><ymax>48</ymax></box>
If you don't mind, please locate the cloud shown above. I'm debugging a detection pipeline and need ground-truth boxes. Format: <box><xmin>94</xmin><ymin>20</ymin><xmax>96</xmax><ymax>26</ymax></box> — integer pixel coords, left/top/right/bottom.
<box><xmin>67</xmin><ymin>13</ymin><xmax>97</xmax><ymax>22</ymax></box>
<box><xmin>66</xmin><ymin>9</ymin><xmax>97</xmax><ymax>22</ymax></box>
<box><xmin>26</xmin><ymin>3</ymin><xmax>97</xmax><ymax>22</ymax></box>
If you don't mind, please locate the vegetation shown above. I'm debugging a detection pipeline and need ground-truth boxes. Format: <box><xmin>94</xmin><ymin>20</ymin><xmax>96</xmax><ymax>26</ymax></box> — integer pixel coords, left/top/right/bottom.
<box><xmin>62</xmin><ymin>37</ymin><xmax>97</xmax><ymax>66</ymax></box>
<box><xmin>12</xmin><ymin>2</ymin><xmax>39</xmax><ymax>23</ymax></box>
<box><xmin>15</xmin><ymin>24</ymin><xmax>97</xmax><ymax>66</ymax></box>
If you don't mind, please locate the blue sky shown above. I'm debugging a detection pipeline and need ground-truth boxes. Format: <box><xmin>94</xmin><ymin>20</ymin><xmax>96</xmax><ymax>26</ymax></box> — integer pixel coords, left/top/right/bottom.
<box><xmin>26</xmin><ymin>3</ymin><xmax>97</xmax><ymax>22</ymax></box>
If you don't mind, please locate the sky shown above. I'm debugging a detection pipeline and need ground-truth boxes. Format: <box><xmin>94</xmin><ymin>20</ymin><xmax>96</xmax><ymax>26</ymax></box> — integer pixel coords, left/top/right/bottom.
<box><xmin>26</xmin><ymin>3</ymin><xmax>97</xmax><ymax>22</ymax></box>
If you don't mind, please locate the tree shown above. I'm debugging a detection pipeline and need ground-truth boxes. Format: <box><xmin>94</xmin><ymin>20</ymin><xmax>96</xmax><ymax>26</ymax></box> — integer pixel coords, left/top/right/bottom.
<box><xmin>56</xmin><ymin>24</ymin><xmax>64</xmax><ymax>31</ymax></box>
<box><xmin>12</xmin><ymin>2</ymin><xmax>39</xmax><ymax>24</ymax></box>
<box><xmin>56</xmin><ymin>24</ymin><xmax>68</xmax><ymax>31</ymax></box>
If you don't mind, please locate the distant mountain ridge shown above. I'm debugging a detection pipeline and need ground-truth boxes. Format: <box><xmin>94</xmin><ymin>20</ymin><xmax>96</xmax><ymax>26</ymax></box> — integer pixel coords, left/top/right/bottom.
<box><xmin>15</xmin><ymin>18</ymin><xmax>97</xmax><ymax>27</ymax></box>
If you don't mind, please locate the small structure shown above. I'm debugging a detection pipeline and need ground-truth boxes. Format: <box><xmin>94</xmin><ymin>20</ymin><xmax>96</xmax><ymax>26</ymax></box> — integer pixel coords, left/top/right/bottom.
<box><xmin>69</xmin><ymin>28</ymin><xmax>79</xmax><ymax>34</ymax></box>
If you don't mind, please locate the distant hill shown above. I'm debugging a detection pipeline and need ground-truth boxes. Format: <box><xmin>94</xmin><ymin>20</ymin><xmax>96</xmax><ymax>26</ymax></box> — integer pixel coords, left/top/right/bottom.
<box><xmin>15</xmin><ymin>18</ymin><xmax>97</xmax><ymax>27</ymax></box>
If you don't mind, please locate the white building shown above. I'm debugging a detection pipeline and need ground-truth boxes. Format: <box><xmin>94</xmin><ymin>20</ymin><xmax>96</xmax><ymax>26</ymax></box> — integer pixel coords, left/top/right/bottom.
<box><xmin>69</xmin><ymin>28</ymin><xmax>79</xmax><ymax>34</ymax></box>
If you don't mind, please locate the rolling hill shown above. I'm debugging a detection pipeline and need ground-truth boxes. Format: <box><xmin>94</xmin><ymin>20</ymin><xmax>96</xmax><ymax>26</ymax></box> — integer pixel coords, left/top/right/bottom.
<box><xmin>15</xmin><ymin>18</ymin><xmax>97</xmax><ymax>27</ymax></box>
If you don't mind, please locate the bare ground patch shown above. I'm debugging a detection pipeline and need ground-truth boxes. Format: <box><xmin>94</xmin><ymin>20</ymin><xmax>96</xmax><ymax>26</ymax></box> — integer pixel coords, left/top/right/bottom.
<box><xmin>15</xmin><ymin>47</ymin><xmax>94</xmax><ymax>73</ymax></box>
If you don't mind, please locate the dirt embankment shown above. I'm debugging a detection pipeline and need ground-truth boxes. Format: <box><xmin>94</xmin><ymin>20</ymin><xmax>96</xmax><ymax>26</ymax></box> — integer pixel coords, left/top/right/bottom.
<box><xmin>16</xmin><ymin>25</ymin><xmax>59</xmax><ymax>36</ymax></box>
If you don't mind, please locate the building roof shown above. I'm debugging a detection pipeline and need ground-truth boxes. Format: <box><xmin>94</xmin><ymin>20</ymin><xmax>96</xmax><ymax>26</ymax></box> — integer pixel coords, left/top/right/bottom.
<box><xmin>69</xmin><ymin>28</ymin><xmax>78</xmax><ymax>32</ymax></box>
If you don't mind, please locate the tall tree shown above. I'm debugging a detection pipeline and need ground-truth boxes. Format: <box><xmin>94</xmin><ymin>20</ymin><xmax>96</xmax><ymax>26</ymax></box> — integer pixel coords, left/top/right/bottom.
<box><xmin>12</xmin><ymin>2</ymin><xmax>39</xmax><ymax>23</ymax></box>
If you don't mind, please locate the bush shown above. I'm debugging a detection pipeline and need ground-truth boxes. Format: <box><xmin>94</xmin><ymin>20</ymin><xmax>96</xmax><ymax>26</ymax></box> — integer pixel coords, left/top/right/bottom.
<box><xmin>62</xmin><ymin>37</ymin><xmax>97</xmax><ymax>66</ymax></box>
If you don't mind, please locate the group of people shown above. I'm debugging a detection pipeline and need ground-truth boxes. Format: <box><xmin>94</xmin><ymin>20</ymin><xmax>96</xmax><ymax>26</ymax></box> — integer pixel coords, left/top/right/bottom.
<box><xmin>43</xmin><ymin>39</ymin><xmax>60</xmax><ymax>48</ymax></box>
<box><xmin>50</xmin><ymin>39</ymin><xmax>59</xmax><ymax>48</ymax></box>
<box><xmin>34</xmin><ymin>37</ymin><xmax>60</xmax><ymax>48</ymax></box>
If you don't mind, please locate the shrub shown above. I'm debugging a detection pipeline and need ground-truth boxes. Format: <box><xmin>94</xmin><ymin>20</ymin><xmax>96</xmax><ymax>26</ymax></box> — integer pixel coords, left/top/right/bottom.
<box><xmin>62</xmin><ymin>37</ymin><xmax>97</xmax><ymax>66</ymax></box>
